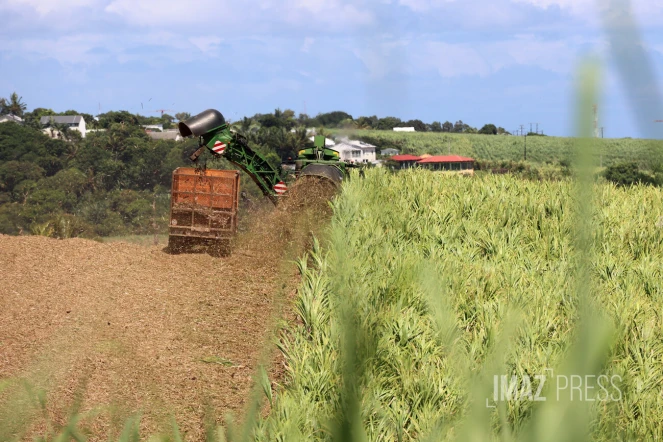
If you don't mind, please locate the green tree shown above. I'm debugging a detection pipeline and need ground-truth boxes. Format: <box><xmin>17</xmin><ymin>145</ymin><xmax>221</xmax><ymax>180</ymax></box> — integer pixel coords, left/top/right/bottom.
<box><xmin>355</xmin><ymin>116</ymin><xmax>377</xmax><ymax>130</ymax></box>
<box><xmin>297</xmin><ymin>113</ymin><xmax>312</xmax><ymax>127</ymax></box>
<box><xmin>98</xmin><ymin>111</ymin><xmax>140</xmax><ymax>128</ymax></box>
<box><xmin>479</xmin><ymin>124</ymin><xmax>498</xmax><ymax>135</ymax></box>
<box><xmin>338</xmin><ymin>118</ymin><xmax>357</xmax><ymax>129</ymax></box>
<box><xmin>0</xmin><ymin>161</ymin><xmax>45</xmax><ymax>193</ymax></box>
<box><xmin>452</xmin><ymin>120</ymin><xmax>475</xmax><ymax>133</ymax></box>
<box><xmin>175</xmin><ymin>112</ymin><xmax>192</xmax><ymax>122</ymax></box>
<box><xmin>376</xmin><ymin>116</ymin><xmax>402</xmax><ymax>130</ymax></box>
<box><xmin>442</xmin><ymin>121</ymin><xmax>453</xmax><ymax>132</ymax></box>
<box><xmin>430</xmin><ymin>121</ymin><xmax>443</xmax><ymax>132</ymax></box>
<box><xmin>603</xmin><ymin>162</ymin><xmax>656</xmax><ymax>186</ymax></box>
<box><xmin>317</xmin><ymin>111</ymin><xmax>353</xmax><ymax>128</ymax></box>
<box><xmin>401</xmin><ymin>119</ymin><xmax>427</xmax><ymax>132</ymax></box>
<box><xmin>1</xmin><ymin>92</ymin><xmax>27</xmax><ymax>117</ymax></box>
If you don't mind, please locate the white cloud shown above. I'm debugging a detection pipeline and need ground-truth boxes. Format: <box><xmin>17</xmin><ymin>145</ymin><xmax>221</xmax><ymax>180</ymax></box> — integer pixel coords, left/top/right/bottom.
<box><xmin>0</xmin><ymin>34</ymin><xmax>111</xmax><ymax>65</ymax></box>
<box><xmin>352</xmin><ymin>39</ymin><xmax>410</xmax><ymax>79</ymax></box>
<box><xmin>104</xmin><ymin>0</ymin><xmax>226</xmax><ymax>25</ymax></box>
<box><xmin>301</xmin><ymin>37</ymin><xmax>315</xmax><ymax>53</ymax></box>
<box><xmin>511</xmin><ymin>0</ymin><xmax>593</xmax><ymax>14</ymax></box>
<box><xmin>492</xmin><ymin>36</ymin><xmax>583</xmax><ymax>74</ymax></box>
<box><xmin>415</xmin><ymin>42</ymin><xmax>491</xmax><ymax>77</ymax></box>
<box><xmin>515</xmin><ymin>0</ymin><xmax>663</xmax><ymax>27</ymax></box>
<box><xmin>102</xmin><ymin>0</ymin><xmax>374</xmax><ymax>30</ymax></box>
<box><xmin>274</xmin><ymin>0</ymin><xmax>375</xmax><ymax>28</ymax></box>
<box><xmin>189</xmin><ymin>36</ymin><xmax>223</xmax><ymax>55</ymax></box>
<box><xmin>0</xmin><ymin>31</ymin><xmax>206</xmax><ymax>66</ymax></box>
<box><xmin>361</xmin><ymin>35</ymin><xmax>591</xmax><ymax>79</ymax></box>
<box><xmin>2</xmin><ymin>0</ymin><xmax>98</xmax><ymax>15</ymax></box>
<box><xmin>397</xmin><ymin>0</ymin><xmax>455</xmax><ymax>12</ymax></box>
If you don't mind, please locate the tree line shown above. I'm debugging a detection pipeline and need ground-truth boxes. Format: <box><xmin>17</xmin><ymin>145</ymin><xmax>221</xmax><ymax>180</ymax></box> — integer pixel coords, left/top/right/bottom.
<box><xmin>2</xmin><ymin>90</ymin><xmax>511</xmax><ymax>135</ymax></box>
<box><xmin>242</xmin><ymin>108</ymin><xmax>509</xmax><ymax>135</ymax></box>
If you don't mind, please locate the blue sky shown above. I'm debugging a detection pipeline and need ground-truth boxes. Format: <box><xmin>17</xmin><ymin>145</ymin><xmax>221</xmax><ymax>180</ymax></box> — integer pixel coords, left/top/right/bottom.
<box><xmin>1</xmin><ymin>0</ymin><xmax>662</xmax><ymax>138</ymax></box>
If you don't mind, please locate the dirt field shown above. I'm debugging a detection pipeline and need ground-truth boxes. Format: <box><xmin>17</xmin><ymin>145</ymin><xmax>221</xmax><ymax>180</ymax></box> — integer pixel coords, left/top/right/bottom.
<box><xmin>0</xmin><ymin>188</ymin><xmax>331</xmax><ymax>440</ymax></box>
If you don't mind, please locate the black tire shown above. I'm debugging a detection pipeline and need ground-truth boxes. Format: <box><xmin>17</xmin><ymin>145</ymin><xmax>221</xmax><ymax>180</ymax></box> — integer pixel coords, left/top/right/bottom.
<box><xmin>299</xmin><ymin>164</ymin><xmax>344</xmax><ymax>186</ymax></box>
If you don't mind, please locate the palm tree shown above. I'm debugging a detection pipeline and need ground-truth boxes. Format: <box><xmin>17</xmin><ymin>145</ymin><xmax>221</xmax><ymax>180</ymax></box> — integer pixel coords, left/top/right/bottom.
<box><xmin>2</xmin><ymin>92</ymin><xmax>27</xmax><ymax>117</ymax></box>
<box><xmin>53</xmin><ymin>121</ymin><xmax>71</xmax><ymax>141</ymax></box>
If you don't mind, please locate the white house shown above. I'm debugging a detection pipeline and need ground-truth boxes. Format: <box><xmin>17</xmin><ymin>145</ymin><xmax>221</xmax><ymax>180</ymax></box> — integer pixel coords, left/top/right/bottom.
<box><xmin>333</xmin><ymin>139</ymin><xmax>377</xmax><ymax>164</ymax></box>
<box><xmin>381</xmin><ymin>148</ymin><xmax>400</xmax><ymax>156</ymax></box>
<box><xmin>0</xmin><ymin>114</ymin><xmax>23</xmax><ymax>124</ymax></box>
<box><xmin>393</xmin><ymin>127</ymin><xmax>415</xmax><ymax>132</ymax></box>
<box><xmin>40</xmin><ymin>115</ymin><xmax>87</xmax><ymax>138</ymax></box>
<box><xmin>142</xmin><ymin>124</ymin><xmax>164</xmax><ymax>131</ymax></box>
<box><xmin>333</xmin><ymin>143</ymin><xmax>363</xmax><ymax>162</ymax></box>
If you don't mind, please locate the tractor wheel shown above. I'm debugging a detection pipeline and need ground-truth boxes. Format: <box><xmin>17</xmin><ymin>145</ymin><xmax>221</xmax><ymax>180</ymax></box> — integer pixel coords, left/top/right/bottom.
<box><xmin>299</xmin><ymin>164</ymin><xmax>344</xmax><ymax>186</ymax></box>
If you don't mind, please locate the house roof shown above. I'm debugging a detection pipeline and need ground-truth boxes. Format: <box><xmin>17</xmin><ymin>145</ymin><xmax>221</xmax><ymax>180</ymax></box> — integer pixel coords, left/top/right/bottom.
<box><xmin>332</xmin><ymin>142</ymin><xmax>362</xmax><ymax>152</ymax></box>
<box><xmin>417</xmin><ymin>155</ymin><xmax>475</xmax><ymax>163</ymax></box>
<box><xmin>391</xmin><ymin>154</ymin><xmax>422</xmax><ymax>161</ymax></box>
<box><xmin>351</xmin><ymin>140</ymin><xmax>375</xmax><ymax>149</ymax></box>
<box><xmin>337</xmin><ymin>138</ymin><xmax>376</xmax><ymax>150</ymax></box>
<box><xmin>40</xmin><ymin>115</ymin><xmax>83</xmax><ymax>125</ymax></box>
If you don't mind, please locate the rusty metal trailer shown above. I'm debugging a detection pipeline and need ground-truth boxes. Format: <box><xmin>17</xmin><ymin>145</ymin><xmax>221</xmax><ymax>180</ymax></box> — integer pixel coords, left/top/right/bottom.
<box><xmin>168</xmin><ymin>167</ymin><xmax>240</xmax><ymax>257</ymax></box>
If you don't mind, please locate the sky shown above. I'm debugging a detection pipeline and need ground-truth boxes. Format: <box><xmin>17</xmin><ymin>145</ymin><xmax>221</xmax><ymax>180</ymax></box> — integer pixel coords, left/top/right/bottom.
<box><xmin>1</xmin><ymin>0</ymin><xmax>663</xmax><ymax>138</ymax></box>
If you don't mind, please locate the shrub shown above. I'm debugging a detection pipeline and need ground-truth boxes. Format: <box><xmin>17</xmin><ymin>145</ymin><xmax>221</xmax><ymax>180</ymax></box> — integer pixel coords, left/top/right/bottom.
<box><xmin>603</xmin><ymin>162</ymin><xmax>656</xmax><ymax>186</ymax></box>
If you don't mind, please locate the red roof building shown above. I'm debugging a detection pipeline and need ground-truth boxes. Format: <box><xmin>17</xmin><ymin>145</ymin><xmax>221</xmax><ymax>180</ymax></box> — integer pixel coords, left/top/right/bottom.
<box><xmin>389</xmin><ymin>154</ymin><xmax>475</xmax><ymax>173</ymax></box>
<box><xmin>390</xmin><ymin>154</ymin><xmax>422</xmax><ymax>162</ymax></box>
<box><xmin>416</xmin><ymin>155</ymin><xmax>474</xmax><ymax>163</ymax></box>
<box><xmin>389</xmin><ymin>154</ymin><xmax>422</xmax><ymax>169</ymax></box>
<box><xmin>417</xmin><ymin>155</ymin><xmax>475</xmax><ymax>173</ymax></box>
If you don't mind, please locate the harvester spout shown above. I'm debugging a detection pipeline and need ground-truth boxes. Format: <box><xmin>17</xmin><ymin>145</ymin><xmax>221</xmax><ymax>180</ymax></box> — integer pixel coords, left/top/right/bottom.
<box><xmin>178</xmin><ymin>109</ymin><xmax>226</xmax><ymax>138</ymax></box>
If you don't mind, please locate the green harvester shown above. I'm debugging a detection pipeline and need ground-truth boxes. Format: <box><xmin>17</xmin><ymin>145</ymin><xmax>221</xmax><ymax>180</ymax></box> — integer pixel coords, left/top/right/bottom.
<box><xmin>179</xmin><ymin>109</ymin><xmax>357</xmax><ymax>203</ymax></box>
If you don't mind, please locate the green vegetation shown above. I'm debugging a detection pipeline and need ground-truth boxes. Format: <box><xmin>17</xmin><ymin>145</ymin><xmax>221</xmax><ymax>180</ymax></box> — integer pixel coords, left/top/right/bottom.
<box><xmin>602</xmin><ymin>161</ymin><xmax>662</xmax><ymax>186</ymax></box>
<box><xmin>337</xmin><ymin>130</ymin><xmax>663</xmax><ymax>166</ymax></box>
<box><xmin>0</xmin><ymin>121</ymin><xmax>196</xmax><ymax>237</ymax></box>
<box><xmin>254</xmin><ymin>170</ymin><xmax>663</xmax><ymax>440</ymax></box>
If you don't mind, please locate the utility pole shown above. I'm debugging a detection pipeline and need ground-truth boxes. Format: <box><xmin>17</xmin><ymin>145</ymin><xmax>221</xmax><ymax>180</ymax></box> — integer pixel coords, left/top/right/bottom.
<box><xmin>536</xmin><ymin>123</ymin><xmax>539</xmax><ymax>134</ymax></box>
<box><xmin>600</xmin><ymin>127</ymin><xmax>604</xmax><ymax>138</ymax></box>
<box><xmin>519</xmin><ymin>124</ymin><xmax>525</xmax><ymax>137</ymax></box>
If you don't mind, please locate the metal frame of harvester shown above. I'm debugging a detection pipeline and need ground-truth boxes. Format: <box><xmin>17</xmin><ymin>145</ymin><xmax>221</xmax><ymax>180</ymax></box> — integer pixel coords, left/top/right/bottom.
<box><xmin>169</xmin><ymin>109</ymin><xmax>358</xmax><ymax>256</ymax></box>
<box><xmin>179</xmin><ymin>109</ymin><xmax>355</xmax><ymax>202</ymax></box>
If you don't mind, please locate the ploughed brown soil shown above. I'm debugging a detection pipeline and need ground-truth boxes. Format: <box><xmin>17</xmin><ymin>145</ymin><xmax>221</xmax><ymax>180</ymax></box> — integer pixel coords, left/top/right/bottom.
<box><xmin>0</xmin><ymin>180</ymin><xmax>335</xmax><ymax>441</ymax></box>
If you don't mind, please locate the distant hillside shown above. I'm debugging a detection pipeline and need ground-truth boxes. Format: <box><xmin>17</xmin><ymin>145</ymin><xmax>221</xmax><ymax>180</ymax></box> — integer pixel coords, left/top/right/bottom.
<box><xmin>332</xmin><ymin>130</ymin><xmax>663</xmax><ymax>166</ymax></box>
